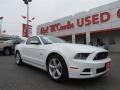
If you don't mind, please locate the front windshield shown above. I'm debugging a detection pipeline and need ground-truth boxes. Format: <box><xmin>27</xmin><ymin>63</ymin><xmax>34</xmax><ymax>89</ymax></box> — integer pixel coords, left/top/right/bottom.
<box><xmin>40</xmin><ymin>36</ymin><xmax>66</xmax><ymax>44</ymax></box>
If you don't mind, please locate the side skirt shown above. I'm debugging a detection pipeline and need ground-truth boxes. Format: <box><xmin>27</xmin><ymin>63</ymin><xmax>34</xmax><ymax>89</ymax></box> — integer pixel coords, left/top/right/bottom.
<box><xmin>22</xmin><ymin>59</ymin><xmax>47</xmax><ymax>71</ymax></box>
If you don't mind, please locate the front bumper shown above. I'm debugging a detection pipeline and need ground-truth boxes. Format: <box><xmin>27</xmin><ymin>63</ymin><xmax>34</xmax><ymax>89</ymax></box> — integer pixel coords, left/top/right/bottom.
<box><xmin>68</xmin><ymin>58</ymin><xmax>111</xmax><ymax>79</ymax></box>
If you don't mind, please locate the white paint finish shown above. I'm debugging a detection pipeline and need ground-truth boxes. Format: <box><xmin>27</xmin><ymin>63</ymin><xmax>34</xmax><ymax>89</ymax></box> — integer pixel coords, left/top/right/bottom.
<box><xmin>15</xmin><ymin>35</ymin><xmax>111</xmax><ymax>79</ymax></box>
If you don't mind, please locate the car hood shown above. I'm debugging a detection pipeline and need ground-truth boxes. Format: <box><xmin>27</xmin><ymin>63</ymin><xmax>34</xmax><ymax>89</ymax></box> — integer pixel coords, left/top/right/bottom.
<box><xmin>52</xmin><ymin>43</ymin><xmax>107</xmax><ymax>53</ymax></box>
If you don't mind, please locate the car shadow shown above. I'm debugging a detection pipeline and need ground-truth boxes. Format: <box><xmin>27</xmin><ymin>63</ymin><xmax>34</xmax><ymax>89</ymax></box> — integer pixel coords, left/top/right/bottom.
<box><xmin>16</xmin><ymin>62</ymin><xmax>47</xmax><ymax>76</ymax></box>
<box><xmin>0</xmin><ymin>52</ymin><xmax>14</xmax><ymax>56</ymax></box>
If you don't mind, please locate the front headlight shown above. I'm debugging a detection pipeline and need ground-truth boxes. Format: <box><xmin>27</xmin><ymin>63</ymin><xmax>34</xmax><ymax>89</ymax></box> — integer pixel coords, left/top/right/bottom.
<box><xmin>74</xmin><ymin>53</ymin><xmax>90</xmax><ymax>60</ymax></box>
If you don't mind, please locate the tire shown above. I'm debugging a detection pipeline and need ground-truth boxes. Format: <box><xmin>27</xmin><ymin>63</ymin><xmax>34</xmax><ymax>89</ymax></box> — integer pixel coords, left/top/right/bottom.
<box><xmin>3</xmin><ymin>48</ymin><xmax>11</xmax><ymax>56</ymax></box>
<box><xmin>46</xmin><ymin>54</ymin><xmax>68</xmax><ymax>82</ymax></box>
<box><xmin>15</xmin><ymin>51</ymin><xmax>23</xmax><ymax>65</ymax></box>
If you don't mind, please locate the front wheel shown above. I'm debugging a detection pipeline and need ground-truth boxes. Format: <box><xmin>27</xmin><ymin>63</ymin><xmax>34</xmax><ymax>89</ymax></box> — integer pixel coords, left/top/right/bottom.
<box><xmin>47</xmin><ymin>54</ymin><xmax>68</xmax><ymax>82</ymax></box>
<box><xmin>3</xmin><ymin>48</ymin><xmax>11</xmax><ymax>56</ymax></box>
<box><xmin>15</xmin><ymin>52</ymin><xmax>23</xmax><ymax>65</ymax></box>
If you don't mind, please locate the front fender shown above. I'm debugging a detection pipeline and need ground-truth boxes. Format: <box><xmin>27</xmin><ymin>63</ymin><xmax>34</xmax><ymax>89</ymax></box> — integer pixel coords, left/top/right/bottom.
<box><xmin>45</xmin><ymin>49</ymin><xmax>71</xmax><ymax>70</ymax></box>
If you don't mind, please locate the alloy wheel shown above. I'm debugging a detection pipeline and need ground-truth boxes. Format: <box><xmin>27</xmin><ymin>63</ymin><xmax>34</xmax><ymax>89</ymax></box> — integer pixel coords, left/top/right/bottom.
<box><xmin>49</xmin><ymin>58</ymin><xmax>62</xmax><ymax>79</ymax></box>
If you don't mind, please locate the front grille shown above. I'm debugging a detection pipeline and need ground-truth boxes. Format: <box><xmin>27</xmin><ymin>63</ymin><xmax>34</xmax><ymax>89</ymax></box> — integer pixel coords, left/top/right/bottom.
<box><xmin>94</xmin><ymin>52</ymin><xmax>108</xmax><ymax>60</ymax></box>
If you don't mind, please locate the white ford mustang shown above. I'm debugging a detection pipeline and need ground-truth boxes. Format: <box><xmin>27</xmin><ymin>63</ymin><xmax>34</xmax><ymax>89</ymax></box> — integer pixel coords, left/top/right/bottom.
<box><xmin>15</xmin><ymin>35</ymin><xmax>111</xmax><ymax>81</ymax></box>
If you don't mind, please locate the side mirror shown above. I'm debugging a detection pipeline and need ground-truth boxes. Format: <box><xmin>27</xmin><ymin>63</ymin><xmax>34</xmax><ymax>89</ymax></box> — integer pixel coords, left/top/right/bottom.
<box><xmin>30</xmin><ymin>40</ymin><xmax>40</xmax><ymax>45</ymax></box>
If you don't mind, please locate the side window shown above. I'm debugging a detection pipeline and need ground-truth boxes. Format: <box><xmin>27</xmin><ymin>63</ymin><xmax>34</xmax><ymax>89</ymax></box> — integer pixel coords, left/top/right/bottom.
<box><xmin>26</xmin><ymin>36</ymin><xmax>41</xmax><ymax>45</ymax></box>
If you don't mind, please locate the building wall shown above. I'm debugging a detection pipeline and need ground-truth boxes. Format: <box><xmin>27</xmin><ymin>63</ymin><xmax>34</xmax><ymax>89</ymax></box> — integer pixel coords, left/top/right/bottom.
<box><xmin>36</xmin><ymin>0</ymin><xmax>120</xmax><ymax>52</ymax></box>
<box><xmin>37</xmin><ymin>0</ymin><xmax>120</xmax><ymax>36</ymax></box>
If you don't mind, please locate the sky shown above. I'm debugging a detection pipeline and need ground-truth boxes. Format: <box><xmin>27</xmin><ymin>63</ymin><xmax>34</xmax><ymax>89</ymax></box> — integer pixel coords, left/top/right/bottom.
<box><xmin>0</xmin><ymin>0</ymin><xmax>118</xmax><ymax>37</ymax></box>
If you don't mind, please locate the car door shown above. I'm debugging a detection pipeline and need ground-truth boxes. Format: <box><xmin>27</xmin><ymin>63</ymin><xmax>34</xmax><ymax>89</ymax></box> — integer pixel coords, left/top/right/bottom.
<box><xmin>22</xmin><ymin>36</ymin><xmax>44</xmax><ymax>66</ymax></box>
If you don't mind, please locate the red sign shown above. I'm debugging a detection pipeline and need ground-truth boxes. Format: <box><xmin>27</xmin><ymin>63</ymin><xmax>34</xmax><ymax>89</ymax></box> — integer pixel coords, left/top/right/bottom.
<box><xmin>40</xmin><ymin>21</ymin><xmax>74</xmax><ymax>35</ymax></box>
<box><xmin>22</xmin><ymin>24</ymin><xmax>33</xmax><ymax>37</ymax></box>
<box><xmin>39</xmin><ymin>9</ymin><xmax>120</xmax><ymax>35</ymax></box>
<box><xmin>40</xmin><ymin>26</ymin><xmax>49</xmax><ymax>35</ymax></box>
<box><xmin>77</xmin><ymin>12</ymin><xmax>111</xmax><ymax>27</ymax></box>
<box><xmin>50</xmin><ymin>21</ymin><xmax>74</xmax><ymax>32</ymax></box>
<box><xmin>117</xmin><ymin>9</ymin><xmax>120</xmax><ymax>18</ymax></box>
<box><xmin>22</xmin><ymin>24</ymin><xmax>28</xmax><ymax>37</ymax></box>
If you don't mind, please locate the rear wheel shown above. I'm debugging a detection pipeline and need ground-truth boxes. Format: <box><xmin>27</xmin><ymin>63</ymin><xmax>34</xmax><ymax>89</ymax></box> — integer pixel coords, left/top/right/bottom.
<box><xmin>47</xmin><ymin>54</ymin><xmax>68</xmax><ymax>82</ymax></box>
<box><xmin>15</xmin><ymin>52</ymin><xmax>23</xmax><ymax>65</ymax></box>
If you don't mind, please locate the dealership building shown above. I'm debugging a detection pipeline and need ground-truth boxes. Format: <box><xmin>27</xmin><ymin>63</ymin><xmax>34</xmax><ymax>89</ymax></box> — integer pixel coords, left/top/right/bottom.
<box><xmin>37</xmin><ymin>0</ymin><xmax>120</xmax><ymax>52</ymax></box>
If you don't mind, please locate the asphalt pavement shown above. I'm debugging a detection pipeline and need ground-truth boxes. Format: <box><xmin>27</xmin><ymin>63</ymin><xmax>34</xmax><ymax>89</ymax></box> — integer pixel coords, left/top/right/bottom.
<box><xmin>0</xmin><ymin>53</ymin><xmax>120</xmax><ymax>90</ymax></box>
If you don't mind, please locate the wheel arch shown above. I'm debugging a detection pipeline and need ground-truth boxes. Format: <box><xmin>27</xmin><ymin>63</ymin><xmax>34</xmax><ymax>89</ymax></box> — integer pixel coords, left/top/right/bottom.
<box><xmin>15</xmin><ymin>50</ymin><xmax>19</xmax><ymax>54</ymax></box>
<box><xmin>15</xmin><ymin>50</ymin><xmax>22</xmax><ymax>59</ymax></box>
<box><xmin>45</xmin><ymin>51</ymin><xmax>69</xmax><ymax>70</ymax></box>
<box><xmin>46</xmin><ymin>51</ymin><xmax>67</xmax><ymax>64</ymax></box>
<box><xmin>15</xmin><ymin>50</ymin><xmax>20</xmax><ymax>56</ymax></box>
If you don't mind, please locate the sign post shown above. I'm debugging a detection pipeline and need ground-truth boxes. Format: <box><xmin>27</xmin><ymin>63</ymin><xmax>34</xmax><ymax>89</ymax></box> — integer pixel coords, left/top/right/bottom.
<box><xmin>0</xmin><ymin>17</ymin><xmax>4</xmax><ymax>34</ymax></box>
<box><xmin>22</xmin><ymin>24</ymin><xmax>32</xmax><ymax>37</ymax></box>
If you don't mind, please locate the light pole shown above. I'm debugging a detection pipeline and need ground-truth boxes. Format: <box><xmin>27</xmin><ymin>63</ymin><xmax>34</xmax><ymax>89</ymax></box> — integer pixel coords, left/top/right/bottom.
<box><xmin>0</xmin><ymin>16</ymin><xmax>4</xmax><ymax>34</ymax></box>
<box><xmin>22</xmin><ymin>0</ymin><xmax>32</xmax><ymax>37</ymax></box>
